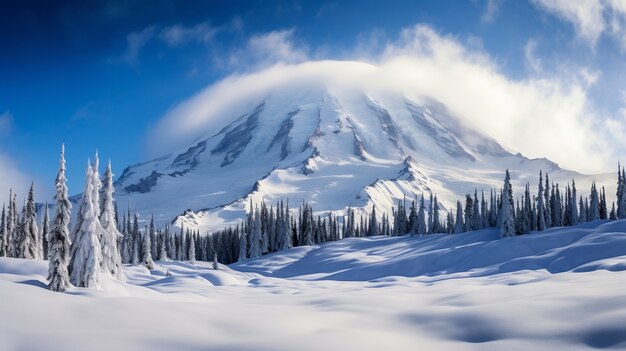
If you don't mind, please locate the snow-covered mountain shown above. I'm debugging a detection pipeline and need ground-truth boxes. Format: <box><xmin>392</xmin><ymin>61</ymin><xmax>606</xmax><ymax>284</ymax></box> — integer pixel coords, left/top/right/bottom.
<box><xmin>114</xmin><ymin>61</ymin><xmax>613</xmax><ymax>231</ymax></box>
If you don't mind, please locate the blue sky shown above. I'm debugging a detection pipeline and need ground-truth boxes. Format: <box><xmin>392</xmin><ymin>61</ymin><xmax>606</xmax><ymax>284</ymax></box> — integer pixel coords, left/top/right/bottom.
<box><xmin>2</xmin><ymin>0</ymin><xmax>626</xmax><ymax>198</ymax></box>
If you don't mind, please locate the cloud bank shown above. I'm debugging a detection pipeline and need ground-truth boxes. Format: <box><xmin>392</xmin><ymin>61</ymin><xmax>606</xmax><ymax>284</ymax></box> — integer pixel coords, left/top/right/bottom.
<box><xmin>531</xmin><ymin>0</ymin><xmax>626</xmax><ymax>49</ymax></box>
<box><xmin>148</xmin><ymin>24</ymin><xmax>616</xmax><ymax>174</ymax></box>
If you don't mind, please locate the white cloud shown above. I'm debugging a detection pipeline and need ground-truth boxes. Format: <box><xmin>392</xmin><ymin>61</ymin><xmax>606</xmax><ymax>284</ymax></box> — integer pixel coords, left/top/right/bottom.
<box><xmin>531</xmin><ymin>0</ymin><xmax>605</xmax><ymax>46</ymax></box>
<box><xmin>159</xmin><ymin>22</ymin><xmax>216</xmax><ymax>47</ymax></box>
<box><xmin>524</xmin><ymin>39</ymin><xmax>543</xmax><ymax>73</ymax></box>
<box><xmin>245</xmin><ymin>29</ymin><xmax>308</xmax><ymax>65</ymax></box>
<box><xmin>531</xmin><ymin>0</ymin><xmax>626</xmax><ymax>50</ymax></box>
<box><xmin>0</xmin><ymin>152</ymin><xmax>31</xmax><ymax>199</ymax></box>
<box><xmin>116</xmin><ymin>22</ymin><xmax>218</xmax><ymax>64</ymax></box>
<box><xmin>148</xmin><ymin>24</ymin><xmax>616</xmax><ymax>174</ymax></box>
<box><xmin>0</xmin><ymin>112</ymin><xmax>40</xmax><ymax>199</ymax></box>
<box><xmin>482</xmin><ymin>0</ymin><xmax>503</xmax><ymax>23</ymax></box>
<box><xmin>118</xmin><ymin>26</ymin><xmax>157</xmax><ymax>64</ymax></box>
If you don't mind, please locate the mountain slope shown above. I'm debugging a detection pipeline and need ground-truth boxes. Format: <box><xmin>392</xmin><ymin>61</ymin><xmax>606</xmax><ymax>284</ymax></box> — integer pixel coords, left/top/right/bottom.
<box><xmin>114</xmin><ymin>62</ymin><xmax>613</xmax><ymax>230</ymax></box>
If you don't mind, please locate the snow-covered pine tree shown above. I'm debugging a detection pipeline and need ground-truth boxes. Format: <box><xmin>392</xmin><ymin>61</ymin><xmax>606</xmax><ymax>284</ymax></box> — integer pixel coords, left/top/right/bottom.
<box><xmin>407</xmin><ymin>199</ymin><xmax>417</xmax><ymax>235</ymax></box>
<box><xmin>282</xmin><ymin>201</ymin><xmax>292</xmax><ymax>249</ymax></box>
<box><xmin>213</xmin><ymin>254</ymin><xmax>218</xmax><ymax>270</ymax></box>
<box><xmin>260</xmin><ymin>209</ymin><xmax>269</xmax><ymax>255</ymax></box>
<box><xmin>537</xmin><ymin>171</ymin><xmax>545</xmax><ymax>231</ymax></box>
<box><xmin>0</xmin><ymin>204</ymin><xmax>5</xmax><ymax>257</ymax></box>
<box><xmin>472</xmin><ymin>190</ymin><xmax>480</xmax><ymax>231</ymax></box>
<box><xmin>69</xmin><ymin>162</ymin><xmax>103</xmax><ymax>289</ymax></box>
<box><xmin>464</xmin><ymin>194</ymin><xmax>473</xmax><ymax>232</ymax></box>
<box><xmin>121</xmin><ymin>208</ymin><xmax>132</xmax><ymax>263</ymax></box>
<box><xmin>150</xmin><ymin>224</ymin><xmax>157</xmax><ymax>260</ymax></box>
<box><xmin>41</xmin><ymin>203</ymin><xmax>49</xmax><ymax>259</ymax></box>
<box><xmin>416</xmin><ymin>194</ymin><xmax>427</xmax><ymax>235</ymax></box>
<box><xmin>131</xmin><ymin>212</ymin><xmax>140</xmax><ymax>265</ymax></box>
<box><xmin>617</xmin><ymin>164</ymin><xmax>625</xmax><ymax>219</ymax></box>
<box><xmin>99</xmin><ymin>161</ymin><xmax>124</xmax><ymax>281</ymax></box>
<box><xmin>500</xmin><ymin>169</ymin><xmax>516</xmax><ymax>238</ymax></box>
<box><xmin>600</xmin><ymin>186</ymin><xmax>608</xmax><ymax>220</ymax></box>
<box><xmin>268</xmin><ymin>205</ymin><xmax>276</xmax><ymax>251</ymax></box>
<box><xmin>454</xmin><ymin>200</ymin><xmax>464</xmax><ymax>234</ymax></box>
<box><xmin>610</xmin><ymin>202</ymin><xmax>617</xmax><ymax>220</ymax></box>
<box><xmin>620</xmin><ymin>168</ymin><xmax>626</xmax><ymax>219</ymax></box>
<box><xmin>19</xmin><ymin>183</ymin><xmax>40</xmax><ymax>259</ymax></box>
<box><xmin>48</xmin><ymin>144</ymin><xmax>73</xmax><ymax>292</ymax></box>
<box><xmin>571</xmin><ymin>180</ymin><xmax>578</xmax><ymax>224</ymax></box>
<box><xmin>369</xmin><ymin>205</ymin><xmax>378</xmax><ymax>236</ymax></box>
<box><xmin>7</xmin><ymin>190</ymin><xmax>18</xmax><ymax>257</ymax></box>
<box><xmin>544</xmin><ymin>173</ymin><xmax>552</xmax><ymax>228</ymax></box>
<box><xmin>141</xmin><ymin>224</ymin><xmax>155</xmax><ymax>269</ymax></box>
<box><xmin>249</xmin><ymin>206</ymin><xmax>262</xmax><ymax>258</ymax></box>
<box><xmin>427</xmin><ymin>193</ymin><xmax>434</xmax><ymax>234</ymax></box>
<box><xmin>188</xmin><ymin>232</ymin><xmax>195</xmax><ymax>264</ymax></box>
<box><xmin>158</xmin><ymin>227</ymin><xmax>168</xmax><ymax>261</ymax></box>
<box><xmin>522</xmin><ymin>183</ymin><xmax>531</xmax><ymax>234</ymax></box>
<box><xmin>480</xmin><ymin>192</ymin><xmax>487</xmax><ymax>230</ymax></box>
<box><xmin>578</xmin><ymin>196</ymin><xmax>587</xmax><ymax>223</ymax></box>
<box><xmin>589</xmin><ymin>182</ymin><xmax>600</xmax><ymax>221</ymax></box>
<box><xmin>238</xmin><ymin>222</ymin><xmax>247</xmax><ymax>261</ymax></box>
<box><xmin>446</xmin><ymin>211</ymin><xmax>454</xmax><ymax>234</ymax></box>
<box><xmin>433</xmin><ymin>195</ymin><xmax>441</xmax><ymax>233</ymax></box>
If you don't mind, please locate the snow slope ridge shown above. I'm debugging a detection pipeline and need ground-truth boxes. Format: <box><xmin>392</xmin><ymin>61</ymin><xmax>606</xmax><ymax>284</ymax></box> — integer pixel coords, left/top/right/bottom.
<box><xmin>232</xmin><ymin>219</ymin><xmax>626</xmax><ymax>281</ymax></box>
<box><xmin>1</xmin><ymin>220</ymin><xmax>626</xmax><ymax>350</ymax></box>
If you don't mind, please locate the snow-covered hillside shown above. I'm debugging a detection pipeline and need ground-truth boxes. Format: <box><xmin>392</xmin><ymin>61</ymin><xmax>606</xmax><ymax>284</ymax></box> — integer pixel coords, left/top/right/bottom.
<box><xmin>1</xmin><ymin>220</ymin><xmax>625</xmax><ymax>350</ymax></box>
<box><xmin>112</xmin><ymin>61</ymin><xmax>613</xmax><ymax>231</ymax></box>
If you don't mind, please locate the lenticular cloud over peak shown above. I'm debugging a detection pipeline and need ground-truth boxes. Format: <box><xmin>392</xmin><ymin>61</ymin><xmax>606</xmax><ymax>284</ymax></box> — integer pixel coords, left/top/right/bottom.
<box><xmin>149</xmin><ymin>26</ymin><xmax>609</xmax><ymax>174</ymax></box>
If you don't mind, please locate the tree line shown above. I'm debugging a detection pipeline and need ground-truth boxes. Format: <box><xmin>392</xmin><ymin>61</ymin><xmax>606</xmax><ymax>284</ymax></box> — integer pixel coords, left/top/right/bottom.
<box><xmin>2</xmin><ymin>144</ymin><xmax>626</xmax><ymax>289</ymax></box>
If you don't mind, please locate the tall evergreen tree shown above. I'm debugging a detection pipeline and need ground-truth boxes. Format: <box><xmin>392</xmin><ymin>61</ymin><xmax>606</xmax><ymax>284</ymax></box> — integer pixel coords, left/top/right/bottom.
<box><xmin>433</xmin><ymin>195</ymin><xmax>441</xmax><ymax>233</ymax></box>
<box><xmin>454</xmin><ymin>200</ymin><xmax>464</xmax><ymax>234</ymax></box>
<box><xmin>589</xmin><ymin>182</ymin><xmax>600</xmax><ymax>221</ymax></box>
<box><xmin>417</xmin><ymin>194</ymin><xmax>427</xmax><ymax>235</ymax></box>
<box><xmin>500</xmin><ymin>169</ymin><xmax>516</xmax><ymax>238</ymax></box>
<box><xmin>48</xmin><ymin>144</ymin><xmax>73</xmax><ymax>292</ymax></box>
<box><xmin>427</xmin><ymin>193</ymin><xmax>434</xmax><ymax>234</ymax></box>
<box><xmin>131</xmin><ymin>212</ymin><xmax>140</xmax><ymax>264</ymax></box>
<box><xmin>41</xmin><ymin>203</ymin><xmax>49</xmax><ymax>258</ymax></box>
<box><xmin>600</xmin><ymin>186</ymin><xmax>608</xmax><ymax>220</ymax></box>
<box><xmin>99</xmin><ymin>161</ymin><xmax>124</xmax><ymax>280</ymax></box>
<box><xmin>158</xmin><ymin>227</ymin><xmax>168</xmax><ymax>261</ymax></box>
<box><xmin>238</xmin><ymin>223</ymin><xmax>247</xmax><ymax>262</ymax></box>
<box><xmin>188</xmin><ymin>232</ymin><xmax>196</xmax><ymax>264</ymax></box>
<box><xmin>249</xmin><ymin>206</ymin><xmax>262</xmax><ymax>258</ymax></box>
<box><xmin>544</xmin><ymin>173</ymin><xmax>552</xmax><ymax>228</ymax></box>
<box><xmin>19</xmin><ymin>183</ymin><xmax>40</xmax><ymax>259</ymax></box>
<box><xmin>141</xmin><ymin>224</ymin><xmax>155</xmax><ymax>269</ymax></box>
<box><xmin>571</xmin><ymin>180</ymin><xmax>578</xmax><ymax>224</ymax></box>
<box><xmin>0</xmin><ymin>204</ymin><xmax>5</xmax><ymax>257</ymax></box>
<box><xmin>369</xmin><ymin>205</ymin><xmax>378</xmax><ymax>236</ymax></box>
<box><xmin>537</xmin><ymin>171</ymin><xmax>545</xmax><ymax>231</ymax></box>
<box><xmin>464</xmin><ymin>194</ymin><xmax>473</xmax><ymax>232</ymax></box>
<box><xmin>69</xmin><ymin>162</ymin><xmax>103</xmax><ymax>289</ymax></box>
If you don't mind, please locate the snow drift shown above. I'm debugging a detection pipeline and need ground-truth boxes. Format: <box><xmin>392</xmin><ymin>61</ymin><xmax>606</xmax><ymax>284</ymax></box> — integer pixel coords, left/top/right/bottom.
<box><xmin>1</xmin><ymin>220</ymin><xmax>625</xmax><ymax>350</ymax></box>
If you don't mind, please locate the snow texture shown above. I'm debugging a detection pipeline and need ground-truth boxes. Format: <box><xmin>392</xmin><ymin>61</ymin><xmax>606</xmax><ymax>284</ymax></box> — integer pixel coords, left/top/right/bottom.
<box><xmin>1</xmin><ymin>220</ymin><xmax>625</xmax><ymax>350</ymax></box>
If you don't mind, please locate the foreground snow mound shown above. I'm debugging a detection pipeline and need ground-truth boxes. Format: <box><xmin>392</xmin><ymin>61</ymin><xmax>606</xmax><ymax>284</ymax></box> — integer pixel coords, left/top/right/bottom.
<box><xmin>0</xmin><ymin>221</ymin><xmax>625</xmax><ymax>351</ymax></box>
<box><xmin>233</xmin><ymin>219</ymin><xmax>626</xmax><ymax>281</ymax></box>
